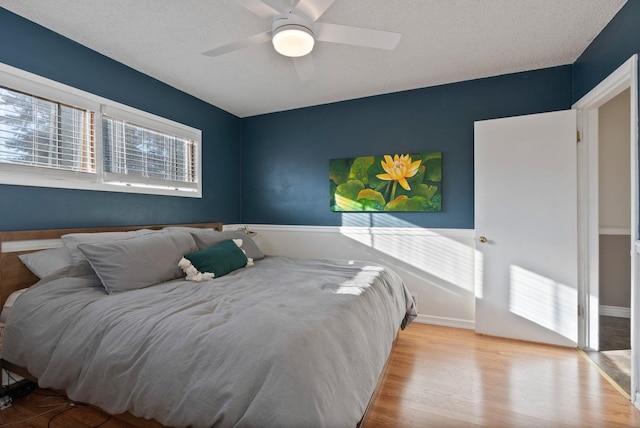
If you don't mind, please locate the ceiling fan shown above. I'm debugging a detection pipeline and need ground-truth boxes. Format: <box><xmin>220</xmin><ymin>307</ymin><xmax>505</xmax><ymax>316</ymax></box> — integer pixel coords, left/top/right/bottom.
<box><xmin>202</xmin><ymin>0</ymin><xmax>402</xmax><ymax>80</ymax></box>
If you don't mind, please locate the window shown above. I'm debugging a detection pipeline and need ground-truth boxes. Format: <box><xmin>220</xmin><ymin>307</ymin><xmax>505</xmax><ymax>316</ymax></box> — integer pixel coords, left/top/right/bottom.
<box><xmin>0</xmin><ymin>86</ymin><xmax>95</xmax><ymax>173</ymax></box>
<box><xmin>101</xmin><ymin>106</ymin><xmax>199</xmax><ymax>192</ymax></box>
<box><xmin>0</xmin><ymin>62</ymin><xmax>202</xmax><ymax>197</ymax></box>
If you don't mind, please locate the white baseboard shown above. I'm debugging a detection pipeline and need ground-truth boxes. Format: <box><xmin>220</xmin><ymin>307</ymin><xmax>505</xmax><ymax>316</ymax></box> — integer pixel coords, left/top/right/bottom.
<box><xmin>599</xmin><ymin>227</ymin><xmax>632</xmax><ymax>235</ymax></box>
<box><xmin>600</xmin><ymin>305</ymin><xmax>631</xmax><ymax>318</ymax></box>
<box><xmin>1</xmin><ymin>238</ymin><xmax>62</xmax><ymax>252</ymax></box>
<box><xmin>414</xmin><ymin>314</ymin><xmax>475</xmax><ymax>330</ymax></box>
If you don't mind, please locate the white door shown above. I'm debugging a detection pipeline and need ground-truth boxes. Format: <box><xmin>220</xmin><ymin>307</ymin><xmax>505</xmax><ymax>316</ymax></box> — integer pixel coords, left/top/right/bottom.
<box><xmin>474</xmin><ymin>110</ymin><xmax>578</xmax><ymax>347</ymax></box>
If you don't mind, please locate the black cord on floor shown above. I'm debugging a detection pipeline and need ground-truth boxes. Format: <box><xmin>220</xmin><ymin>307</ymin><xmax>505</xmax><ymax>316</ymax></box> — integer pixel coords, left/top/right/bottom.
<box><xmin>46</xmin><ymin>402</ymin><xmax>112</xmax><ymax>428</ymax></box>
<box><xmin>1</xmin><ymin>364</ymin><xmax>112</xmax><ymax>428</ymax></box>
<box><xmin>46</xmin><ymin>406</ymin><xmax>76</xmax><ymax>428</ymax></box>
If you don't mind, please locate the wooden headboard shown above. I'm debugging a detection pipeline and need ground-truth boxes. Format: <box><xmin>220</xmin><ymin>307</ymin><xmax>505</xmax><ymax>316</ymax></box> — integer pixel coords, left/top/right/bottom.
<box><xmin>0</xmin><ymin>222</ymin><xmax>223</xmax><ymax>308</ymax></box>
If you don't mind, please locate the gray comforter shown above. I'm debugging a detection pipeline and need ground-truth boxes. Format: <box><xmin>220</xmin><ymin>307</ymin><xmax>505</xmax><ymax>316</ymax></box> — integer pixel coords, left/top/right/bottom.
<box><xmin>4</xmin><ymin>256</ymin><xmax>416</xmax><ymax>427</ymax></box>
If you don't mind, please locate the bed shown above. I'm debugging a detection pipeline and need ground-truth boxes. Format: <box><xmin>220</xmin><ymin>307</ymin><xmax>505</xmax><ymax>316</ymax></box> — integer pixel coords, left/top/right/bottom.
<box><xmin>0</xmin><ymin>223</ymin><xmax>416</xmax><ymax>427</ymax></box>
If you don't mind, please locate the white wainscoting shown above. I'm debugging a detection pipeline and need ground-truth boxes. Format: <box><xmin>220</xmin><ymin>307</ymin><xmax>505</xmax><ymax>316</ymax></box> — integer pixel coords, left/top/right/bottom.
<box><xmin>225</xmin><ymin>224</ymin><xmax>477</xmax><ymax>329</ymax></box>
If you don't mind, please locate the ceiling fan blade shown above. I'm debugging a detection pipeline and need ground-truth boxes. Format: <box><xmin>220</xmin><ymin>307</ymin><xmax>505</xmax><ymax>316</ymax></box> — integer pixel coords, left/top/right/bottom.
<box><xmin>315</xmin><ymin>23</ymin><xmax>401</xmax><ymax>50</ymax></box>
<box><xmin>293</xmin><ymin>0</ymin><xmax>335</xmax><ymax>22</ymax></box>
<box><xmin>202</xmin><ymin>31</ymin><xmax>272</xmax><ymax>57</ymax></box>
<box><xmin>293</xmin><ymin>55</ymin><xmax>315</xmax><ymax>81</ymax></box>
<box><xmin>235</xmin><ymin>0</ymin><xmax>281</xmax><ymax>18</ymax></box>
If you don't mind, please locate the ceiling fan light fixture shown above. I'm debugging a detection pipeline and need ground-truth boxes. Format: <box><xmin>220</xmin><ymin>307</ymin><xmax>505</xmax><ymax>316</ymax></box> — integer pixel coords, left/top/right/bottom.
<box><xmin>272</xmin><ymin>24</ymin><xmax>314</xmax><ymax>57</ymax></box>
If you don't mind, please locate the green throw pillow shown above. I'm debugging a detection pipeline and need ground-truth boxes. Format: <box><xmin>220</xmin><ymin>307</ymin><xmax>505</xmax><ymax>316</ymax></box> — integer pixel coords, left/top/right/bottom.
<box><xmin>184</xmin><ymin>240</ymin><xmax>248</xmax><ymax>278</ymax></box>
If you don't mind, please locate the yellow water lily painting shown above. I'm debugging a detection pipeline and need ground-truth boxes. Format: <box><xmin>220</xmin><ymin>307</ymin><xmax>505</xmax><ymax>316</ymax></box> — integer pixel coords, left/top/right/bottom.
<box><xmin>330</xmin><ymin>152</ymin><xmax>442</xmax><ymax>212</ymax></box>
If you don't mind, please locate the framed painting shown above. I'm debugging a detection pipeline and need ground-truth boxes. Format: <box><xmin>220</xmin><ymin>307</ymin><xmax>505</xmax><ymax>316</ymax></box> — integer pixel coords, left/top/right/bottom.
<box><xmin>330</xmin><ymin>152</ymin><xmax>442</xmax><ymax>212</ymax></box>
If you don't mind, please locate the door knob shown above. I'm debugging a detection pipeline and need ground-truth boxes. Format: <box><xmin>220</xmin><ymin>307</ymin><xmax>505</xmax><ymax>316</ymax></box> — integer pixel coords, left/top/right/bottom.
<box><xmin>479</xmin><ymin>236</ymin><xmax>488</xmax><ymax>243</ymax></box>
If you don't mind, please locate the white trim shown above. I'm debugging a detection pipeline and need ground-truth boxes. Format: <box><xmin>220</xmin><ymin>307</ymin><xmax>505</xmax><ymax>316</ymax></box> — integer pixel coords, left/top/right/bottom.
<box><xmin>599</xmin><ymin>227</ymin><xmax>632</xmax><ymax>235</ymax></box>
<box><xmin>0</xmin><ymin>171</ymin><xmax>200</xmax><ymax>197</ymax></box>
<box><xmin>576</xmin><ymin>106</ymin><xmax>601</xmax><ymax>351</ymax></box>
<box><xmin>0</xmin><ymin>239</ymin><xmax>63</xmax><ymax>253</ymax></box>
<box><xmin>414</xmin><ymin>314</ymin><xmax>475</xmax><ymax>330</ymax></box>
<box><xmin>222</xmin><ymin>224</ymin><xmax>245</xmax><ymax>231</ymax></box>
<box><xmin>0</xmin><ymin>63</ymin><xmax>100</xmax><ymax>112</ymax></box>
<box><xmin>627</xmin><ymin>54</ymin><xmax>638</xmax><ymax>411</ymax></box>
<box><xmin>600</xmin><ymin>305</ymin><xmax>631</xmax><ymax>318</ymax></box>
<box><xmin>1</xmin><ymin>239</ymin><xmax>62</xmax><ymax>253</ymax></box>
<box><xmin>101</xmin><ymin>105</ymin><xmax>200</xmax><ymax>142</ymax></box>
<box><xmin>240</xmin><ymin>223</ymin><xmax>475</xmax><ymax>237</ymax></box>
<box><xmin>573</xmin><ymin>54</ymin><xmax>639</xmax><ymax>409</ymax></box>
<box><xmin>573</xmin><ymin>58</ymin><xmax>636</xmax><ymax>109</ymax></box>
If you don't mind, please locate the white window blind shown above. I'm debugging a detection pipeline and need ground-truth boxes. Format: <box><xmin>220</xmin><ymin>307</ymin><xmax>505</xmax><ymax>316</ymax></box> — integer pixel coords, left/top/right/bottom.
<box><xmin>102</xmin><ymin>115</ymin><xmax>198</xmax><ymax>191</ymax></box>
<box><xmin>0</xmin><ymin>86</ymin><xmax>95</xmax><ymax>173</ymax></box>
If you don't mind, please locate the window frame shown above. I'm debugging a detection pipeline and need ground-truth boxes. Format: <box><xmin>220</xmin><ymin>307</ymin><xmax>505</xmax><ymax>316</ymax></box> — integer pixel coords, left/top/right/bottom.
<box><xmin>0</xmin><ymin>62</ymin><xmax>202</xmax><ymax>198</ymax></box>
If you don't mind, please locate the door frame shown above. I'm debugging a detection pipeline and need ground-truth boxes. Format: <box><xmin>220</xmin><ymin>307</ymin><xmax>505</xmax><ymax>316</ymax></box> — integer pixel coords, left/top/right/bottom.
<box><xmin>573</xmin><ymin>54</ymin><xmax>639</xmax><ymax>406</ymax></box>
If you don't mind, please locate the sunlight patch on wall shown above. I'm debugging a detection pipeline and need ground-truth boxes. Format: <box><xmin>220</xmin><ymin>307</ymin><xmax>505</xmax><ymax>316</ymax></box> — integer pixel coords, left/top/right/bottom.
<box><xmin>339</xmin><ymin>214</ymin><xmax>475</xmax><ymax>292</ymax></box>
<box><xmin>509</xmin><ymin>265</ymin><xmax>577</xmax><ymax>342</ymax></box>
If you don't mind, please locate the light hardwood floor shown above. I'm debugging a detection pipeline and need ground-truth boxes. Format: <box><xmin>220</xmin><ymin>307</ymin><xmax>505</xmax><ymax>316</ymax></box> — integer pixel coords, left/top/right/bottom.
<box><xmin>0</xmin><ymin>323</ymin><xmax>638</xmax><ymax>427</ymax></box>
<box><xmin>364</xmin><ymin>323</ymin><xmax>640</xmax><ymax>427</ymax></box>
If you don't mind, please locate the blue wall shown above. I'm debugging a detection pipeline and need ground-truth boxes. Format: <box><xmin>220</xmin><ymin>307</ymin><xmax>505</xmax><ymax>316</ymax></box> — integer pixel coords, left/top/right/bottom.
<box><xmin>241</xmin><ymin>66</ymin><xmax>573</xmax><ymax>228</ymax></box>
<box><xmin>0</xmin><ymin>8</ymin><xmax>243</xmax><ymax>230</ymax></box>
<box><xmin>5</xmin><ymin>2</ymin><xmax>637</xmax><ymax>231</ymax></box>
<box><xmin>573</xmin><ymin>1</ymin><xmax>640</xmax><ymax>103</ymax></box>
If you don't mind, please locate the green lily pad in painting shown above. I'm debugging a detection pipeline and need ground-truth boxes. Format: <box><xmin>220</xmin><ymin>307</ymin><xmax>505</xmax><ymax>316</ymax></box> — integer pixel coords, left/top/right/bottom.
<box><xmin>336</xmin><ymin>179</ymin><xmax>364</xmax><ymax>200</ymax></box>
<box><xmin>356</xmin><ymin>188</ymin><xmax>385</xmax><ymax>205</ymax></box>
<box><xmin>384</xmin><ymin>195</ymin><xmax>429</xmax><ymax>211</ymax></box>
<box><xmin>349</xmin><ymin>156</ymin><xmax>374</xmax><ymax>185</ymax></box>
<box><xmin>335</xmin><ymin>179</ymin><xmax>365</xmax><ymax>211</ymax></box>
<box><xmin>424</xmin><ymin>158</ymin><xmax>442</xmax><ymax>182</ymax></box>
<box><xmin>412</xmin><ymin>183</ymin><xmax>438</xmax><ymax>201</ymax></box>
<box><xmin>329</xmin><ymin>158</ymin><xmax>352</xmax><ymax>185</ymax></box>
<box><xmin>359</xmin><ymin>199</ymin><xmax>385</xmax><ymax>211</ymax></box>
<box><xmin>356</xmin><ymin>188</ymin><xmax>385</xmax><ymax>211</ymax></box>
<box><xmin>366</xmin><ymin>156</ymin><xmax>386</xmax><ymax>190</ymax></box>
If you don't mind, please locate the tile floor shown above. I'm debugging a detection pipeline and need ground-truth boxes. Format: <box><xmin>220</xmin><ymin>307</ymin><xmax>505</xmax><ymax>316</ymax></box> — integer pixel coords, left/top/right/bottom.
<box><xmin>585</xmin><ymin>316</ymin><xmax>631</xmax><ymax>396</ymax></box>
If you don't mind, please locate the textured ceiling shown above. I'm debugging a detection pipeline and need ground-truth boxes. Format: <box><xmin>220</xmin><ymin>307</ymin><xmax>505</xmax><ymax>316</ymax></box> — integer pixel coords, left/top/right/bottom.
<box><xmin>0</xmin><ymin>0</ymin><xmax>627</xmax><ymax>117</ymax></box>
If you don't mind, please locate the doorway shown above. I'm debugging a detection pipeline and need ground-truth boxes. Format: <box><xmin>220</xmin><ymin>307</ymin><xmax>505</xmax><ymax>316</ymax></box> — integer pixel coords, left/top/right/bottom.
<box><xmin>585</xmin><ymin>88</ymin><xmax>632</xmax><ymax>397</ymax></box>
<box><xmin>574</xmin><ymin>54</ymin><xmax>639</xmax><ymax>407</ymax></box>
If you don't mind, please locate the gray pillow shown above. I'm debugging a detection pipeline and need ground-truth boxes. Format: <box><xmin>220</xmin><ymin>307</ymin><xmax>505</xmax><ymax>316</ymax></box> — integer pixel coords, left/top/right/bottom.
<box><xmin>18</xmin><ymin>247</ymin><xmax>73</xmax><ymax>278</ymax></box>
<box><xmin>190</xmin><ymin>230</ymin><xmax>264</xmax><ymax>260</ymax></box>
<box><xmin>62</xmin><ymin>229</ymin><xmax>156</xmax><ymax>264</ymax></box>
<box><xmin>78</xmin><ymin>231</ymin><xmax>198</xmax><ymax>293</ymax></box>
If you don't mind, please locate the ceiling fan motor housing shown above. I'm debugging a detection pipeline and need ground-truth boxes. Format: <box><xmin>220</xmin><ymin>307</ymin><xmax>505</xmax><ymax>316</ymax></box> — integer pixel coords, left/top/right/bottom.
<box><xmin>272</xmin><ymin>13</ymin><xmax>315</xmax><ymax>57</ymax></box>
